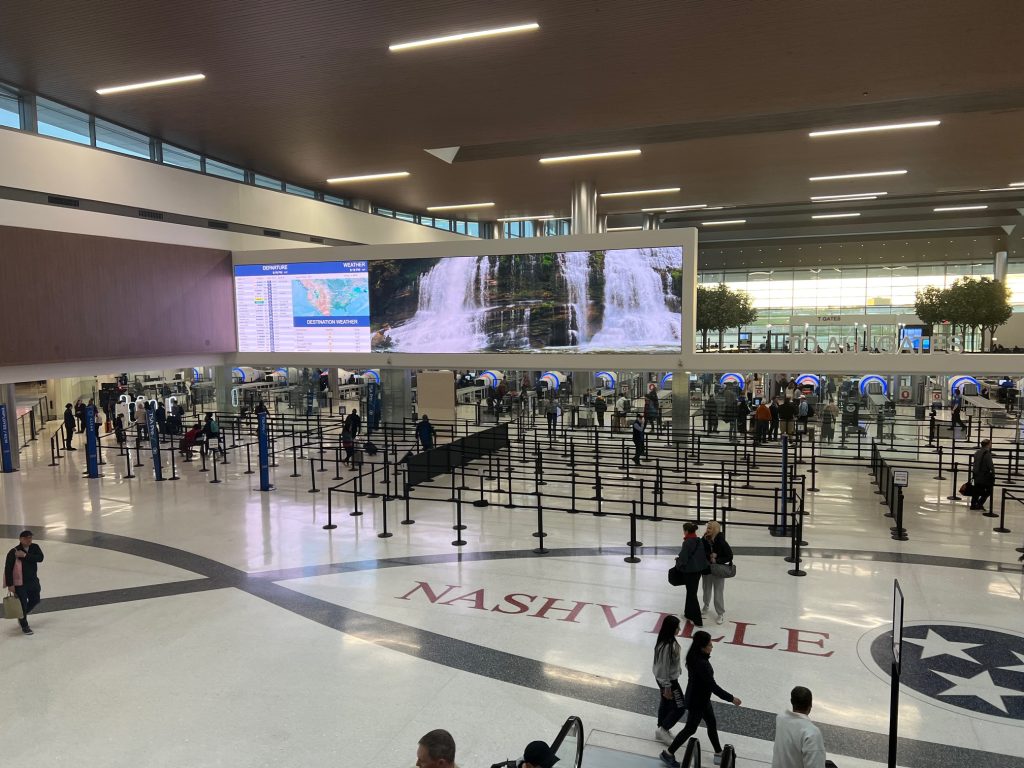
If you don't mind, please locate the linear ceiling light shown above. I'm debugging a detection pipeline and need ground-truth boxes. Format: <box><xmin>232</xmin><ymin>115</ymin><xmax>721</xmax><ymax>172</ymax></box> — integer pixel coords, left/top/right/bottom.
<box><xmin>326</xmin><ymin>171</ymin><xmax>410</xmax><ymax>183</ymax></box>
<box><xmin>96</xmin><ymin>73</ymin><xmax>206</xmax><ymax>95</ymax></box>
<box><xmin>1011</xmin><ymin>182</ymin><xmax>1024</xmax><ymax>187</ymax></box>
<box><xmin>978</xmin><ymin>187</ymin><xmax>1024</xmax><ymax>192</ymax></box>
<box><xmin>701</xmin><ymin>219</ymin><xmax>746</xmax><ymax>226</ymax></box>
<box><xmin>600</xmin><ymin>187</ymin><xmax>680</xmax><ymax>198</ymax></box>
<box><xmin>809</xmin><ymin>170</ymin><xmax>907</xmax><ymax>182</ymax></box>
<box><xmin>606</xmin><ymin>225</ymin><xmax>643</xmax><ymax>231</ymax></box>
<box><xmin>497</xmin><ymin>214</ymin><xmax>554</xmax><ymax>222</ymax></box>
<box><xmin>426</xmin><ymin>201</ymin><xmax>495</xmax><ymax>211</ymax></box>
<box><xmin>389</xmin><ymin>22</ymin><xmax>539</xmax><ymax>51</ymax></box>
<box><xmin>641</xmin><ymin>204</ymin><xmax>706</xmax><ymax>212</ymax></box>
<box><xmin>810</xmin><ymin>192</ymin><xmax>887</xmax><ymax>202</ymax></box>
<box><xmin>812</xmin><ymin>212</ymin><xmax>861</xmax><ymax>219</ymax></box>
<box><xmin>539</xmin><ymin>149</ymin><xmax>641</xmax><ymax>164</ymax></box>
<box><xmin>808</xmin><ymin>120</ymin><xmax>940</xmax><ymax>138</ymax></box>
<box><xmin>933</xmin><ymin>205</ymin><xmax>988</xmax><ymax>212</ymax></box>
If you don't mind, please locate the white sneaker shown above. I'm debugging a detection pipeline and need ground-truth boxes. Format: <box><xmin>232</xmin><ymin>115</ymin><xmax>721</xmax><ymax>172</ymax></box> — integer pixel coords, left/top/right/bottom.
<box><xmin>655</xmin><ymin>727</ymin><xmax>673</xmax><ymax>746</ymax></box>
<box><xmin>701</xmin><ymin>605</ymin><xmax>710</xmax><ymax>616</ymax></box>
<box><xmin>716</xmin><ymin>614</ymin><xmax>725</xmax><ymax>625</ymax></box>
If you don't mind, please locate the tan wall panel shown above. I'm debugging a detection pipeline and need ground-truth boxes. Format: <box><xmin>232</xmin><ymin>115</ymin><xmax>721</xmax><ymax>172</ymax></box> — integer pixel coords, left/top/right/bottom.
<box><xmin>416</xmin><ymin>370</ymin><xmax>456</xmax><ymax>430</ymax></box>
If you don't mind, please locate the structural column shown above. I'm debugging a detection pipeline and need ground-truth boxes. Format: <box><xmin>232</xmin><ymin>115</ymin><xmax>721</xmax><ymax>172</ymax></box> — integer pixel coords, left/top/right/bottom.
<box><xmin>381</xmin><ymin>368</ymin><xmax>413</xmax><ymax>426</ymax></box>
<box><xmin>213</xmin><ymin>366</ymin><xmax>234</xmax><ymax>414</ymax></box>
<box><xmin>995</xmin><ymin>250</ymin><xmax>1008</xmax><ymax>282</ymax></box>
<box><xmin>670</xmin><ymin>371</ymin><xmax>691</xmax><ymax>436</ymax></box>
<box><xmin>351</xmin><ymin>198</ymin><xmax>372</xmax><ymax>214</ymax></box>
<box><xmin>642</xmin><ymin>213</ymin><xmax>659</xmax><ymax>230</ymax></box>
<box><xmin>570</xmin><ymin>180</ymin><xmax>598</xmax><ymax>235</ymax></box>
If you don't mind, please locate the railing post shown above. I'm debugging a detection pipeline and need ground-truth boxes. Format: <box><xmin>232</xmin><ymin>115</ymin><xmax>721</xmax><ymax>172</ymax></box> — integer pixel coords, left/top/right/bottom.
<box><xmin>625</xmin><ymin>500</ymin><xmax>641</xmax><ymax>563</ymax></box>
<box><xmin>995</xmin><ymin>488</ymin><xmax>1012</xmax><ymax>533</ymax></box>
<box><xmin>308</xmin><ymin>458</ymin><xmax>320</xmax><ymax>493</ymax></box>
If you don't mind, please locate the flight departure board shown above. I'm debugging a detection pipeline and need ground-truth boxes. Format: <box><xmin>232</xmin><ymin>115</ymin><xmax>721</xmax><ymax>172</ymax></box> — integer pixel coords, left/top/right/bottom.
<box><xmin>234</xmin><ymin>261</ymin><xmax>371</xmax><ymax>353</ymax></box>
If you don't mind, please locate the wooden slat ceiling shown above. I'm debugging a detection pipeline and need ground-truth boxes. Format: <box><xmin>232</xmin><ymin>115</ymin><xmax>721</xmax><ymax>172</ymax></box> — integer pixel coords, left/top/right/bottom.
<box><xmin>2</xmin><ymin>0</ymin><xmax>1024</xmax><ymax>221</ymax></box>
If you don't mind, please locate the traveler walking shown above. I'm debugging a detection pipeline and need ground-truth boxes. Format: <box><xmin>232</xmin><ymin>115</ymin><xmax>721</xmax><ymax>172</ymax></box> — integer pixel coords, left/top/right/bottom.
<box><xmin>416</xmin><ymin>415</ymin><xmax>437</xmax><ymax>451</ymax></box>
<box><xmin>63</xmin><ymin>403</ymin><xmax>77</xmax><ymax>450</ymax></box>
<box><xmin>821</xmin><ymin>399</ymin><xmax>838</xmax><ymax>442</ymax></box>
<box><xmin>415</xmin><ymin>728</ymin><xmax>456</xmax><ymax>768</ymax></box>
<box><xmin>632</xmin><ymin>415</ymin><xmax>645</xmax><ymax>465</ymax></box>
<box><xmin>660</xmin><ymin>630</ymin><xmax>742</xmax><ymax>767</ymax></box>
<box><xmin>778</xmin><ymin>398</ymin><xmax>796</xmax><ymax>437</ymax></box>
<box><xmin>970</xmin><ymin>438</ymin><xmax>996</xmax><ymax>510</ymax></box>
<box><xmin>594</xmin><ymin>393</ymin><xmax>608</xmax><ymax>428</ymax></box>
<box><xmin>771</xmin><ymin>686</ymin><xmax>828</xmax><ymax>768</ymax></box>
<box><xmin>4</xmin><ymin>530</ymin><xmax>44</xmax><ymax>636</ymax></box>
<box><xmin>797</xmin><ymin>397</ymin><xmax>812</xmax><ymax>430</ymax></box>
<box><xmin>755</xmin><ymin>401</ymin><xmax>771</xmax><ymax>444</ymax></box>
<box><xmin>704</xmin><ymin>396</ymin><xmax>718</xmax><ymax>433</ymax></box>
<box><xmin>645</xmin><ymin>385</ymin><xmax>661</xmax><ymax>432</ymax></box>
<box><xmin>653</xmin><ymin>615</ymin><xmax>686</xmax><ymax>746</ymax></box>
<box><xmin>545</xmin><ymin>397</ymin><xmax>559</xmax><ymax>440</ymax></box>
<box><xmin>674</xmin><ymin>522</ymin><xmax>709</xmax><ymax>626</ymax></box>
<box><xmin>700</xmin><ymin>521</ymin><xmax>733</xmax><ymax>625</ymax></box>
<box><xmin>343</xmin><ymin>408</ymin><xmax>362</xmax><ymax>439</ymax></box>
<box><xmin>769</xmin><ymin>398</ymin><xmax>780</xmax><ymax>441</ymax></box>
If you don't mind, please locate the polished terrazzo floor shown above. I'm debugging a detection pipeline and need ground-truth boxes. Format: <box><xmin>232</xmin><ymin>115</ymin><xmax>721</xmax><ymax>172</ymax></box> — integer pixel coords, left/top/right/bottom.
<box><xmin>1</xmin><ymin>419</ymin><xmax>1023</xmax><ymax>768</ymax></box>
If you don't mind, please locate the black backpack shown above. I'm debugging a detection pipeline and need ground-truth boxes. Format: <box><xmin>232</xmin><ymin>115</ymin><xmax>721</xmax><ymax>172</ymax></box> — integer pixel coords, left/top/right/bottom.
<box><xmin>364</xmin><ymin>440</ymin><xmax>379</xmax><ymax>456</ymax></box>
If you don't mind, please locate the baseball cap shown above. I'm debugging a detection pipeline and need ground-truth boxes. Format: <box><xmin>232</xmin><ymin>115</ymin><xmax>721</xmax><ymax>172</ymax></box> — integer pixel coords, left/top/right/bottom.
<box><xmin>524</xmin><ymin>741</ymin><xmax>559</xmax><ymax>768</ymax></box>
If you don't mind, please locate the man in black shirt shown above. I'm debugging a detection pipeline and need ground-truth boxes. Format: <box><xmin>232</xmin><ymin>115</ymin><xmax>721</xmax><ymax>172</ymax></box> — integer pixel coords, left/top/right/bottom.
<box><xmin>4</xmin><ymin>530</ymin><xmax>44</xmax><ymax>635</ymax></box>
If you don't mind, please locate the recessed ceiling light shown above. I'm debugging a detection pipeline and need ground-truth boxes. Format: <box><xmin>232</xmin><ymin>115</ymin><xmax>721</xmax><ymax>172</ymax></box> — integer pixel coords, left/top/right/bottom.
<box><xmin>600</xmin><ymin>187</ymin><xmax>680</xmax><ymax>198</ymax></box>
<box><xmin>701</xmin><ymin>219</ymin><xmax>746</xmax><ymax>226</ymax></box>
<box><xmin>326</xmin><ymin>171</ymin><xmax>410</xmax><ymax>183</ymax></box>
<box><xmin>812</xmin><ymin>212</ymin><xmax>861</xmax><ymax>219</ymax></box>
<box><xmin>606</xmin><ymin>225</ymin><xmax>643</xmax><ymax>231</ymax></box>
<box><xmin>426</xmin><ymin>201</ymin><xmax>495</xmax><ymax>211</ymax></box>
<box><xmin>539</xmin><ymin>149</ymin><xmax>641</xmax><ymax>164</ymax></box>
<box><xmin>641</xmin><ymin>204</ymin><xmax>707</xmax><ymax>213</ymax></box>
<box><xmin>497</xmin><ymin>214</ymin><xmax>555</xmax><ymax>222</ymax></box>
<box><xmin>809</xmin><ymin>170</ymin><xmax>907</xmax><ymax>181</ymax></box>
<box><xmin>933</xmin><ymin>205</ymin><xmax>988</xmax><ymax>212</ymax></box>
<box><xmin>389</xmin><ymin>22</ymin><xmax>539</xmax><ymax>52</ymax></box>
<box><xmin>96</xmin><ymin>73</ymin><xmax>205</xmax><ymax>95</ymax></box>
<box><xmin>810</xmin><ymin>192</ymin><xmax>887</xmax><ymax>202</ymax></box>
<box><xmin>978</xmin><ymin>187</ymin><xmax>1024</xmax><ymax>192</ymax></box>
<box><xmin>808</xmin><ymin>120</ymin><xmax>940</xmax><ymax>137</ymax></box>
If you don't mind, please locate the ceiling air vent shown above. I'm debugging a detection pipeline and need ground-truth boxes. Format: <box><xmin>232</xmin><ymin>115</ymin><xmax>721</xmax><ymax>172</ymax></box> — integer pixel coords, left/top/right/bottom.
<box><xmin>262</xmin><ymin>229</ymin><xmax>281</xmax><ymax>238</ymax></box>
<box><xmin>137</xmin><ymin>209</ymin><xmax>164</xmax><ymax>220</ymax></box>
<box><xmin>47</xmin><ymin>195</ymin><xmax>80</xmax><ymax>207</ymax></box>
<box><xmin>207</xmin><ymin>220</ymin><xmax>229</xmax><ymax>230</ymax></box>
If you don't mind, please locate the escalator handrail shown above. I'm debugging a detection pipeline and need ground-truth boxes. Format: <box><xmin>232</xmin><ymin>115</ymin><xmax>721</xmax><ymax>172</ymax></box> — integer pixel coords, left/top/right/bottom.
<box><xmin>550</xmin><ymin>715</ymin><xmax>584</xmax><ymax>768</ymax></box>
<box><xmin>681</xmin><ymin>736</ymin><xmax>701</xmax><ymax>768</ymax></box>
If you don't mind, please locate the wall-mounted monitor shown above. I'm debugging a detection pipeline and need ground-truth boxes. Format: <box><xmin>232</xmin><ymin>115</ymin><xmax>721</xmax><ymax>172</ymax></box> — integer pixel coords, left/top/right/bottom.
<box><xmin>234</xmin><ymin>261</ymin><xmax>370</xmax><ymax>353</ymax></box>
<box><xmin>368</xmin><ymin>246</ymin><xmax>683</xmax><ymax>353</ymax></box>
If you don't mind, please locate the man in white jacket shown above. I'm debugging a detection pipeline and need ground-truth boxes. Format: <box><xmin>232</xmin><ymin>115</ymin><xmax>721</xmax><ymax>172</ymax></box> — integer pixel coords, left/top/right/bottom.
<box><xmin>771</xmin><ymin>686</ymin><xmax>828</xmax><ymax>768</ymax></box>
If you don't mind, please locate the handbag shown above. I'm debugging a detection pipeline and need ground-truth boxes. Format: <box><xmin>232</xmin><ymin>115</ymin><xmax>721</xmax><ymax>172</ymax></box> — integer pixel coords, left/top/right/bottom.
<box><xmin>667</xmin><ymin>567</ymin><xmax>685</xmax><ymax>586</ymax></box>
<box><xmin>710</xmin><ymin>562</ymin><xmax>737</xmax><ymax>579</ymax></box>
<box><xmin>3</xmin><ymin>594</ymin><xmax>24</xmax><ymax>620</ymax></box>
<box><xmin>959</xmin><ymin>481</ymin><xmax>974</xmax><ymax>495</ymax></box>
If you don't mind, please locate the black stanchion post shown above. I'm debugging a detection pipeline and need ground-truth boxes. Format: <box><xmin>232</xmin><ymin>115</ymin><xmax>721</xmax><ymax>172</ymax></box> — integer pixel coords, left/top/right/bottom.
<box><xmin>788</xmin><ymin>503</ymin><xmax>807</xmax><ymax>576</ymax></box>
<box><xmin>891</xmin><ymin>486</ymin><xmax>908</xmax><ymax>541</ymax></box>
<box><xmin>505</xmin><ymin>459</ymin><xmax>515</xmax><ymax>509</ymax></box>
<box><xmin>210</xmin><ymin>449</ymin><xmax>222</xmax><ymax>483</ymax></box>
<box><xmin>245</xmin><ymin>443</ymin><xmax>254</xmax><ymax>475</ymax></box>
<box><xmin>135</xmin><ymin>437</ymin><xmax>144</xmax><ymax>468</ymax></box>
<box><xmin>169</xmin><ymin>444</ymin><xmax>179</xmax><ymax>480</ymax></box>
<box><xmin>995</xmin><ymin>488</ymin><xmax>1011</xmax><ymax>533</ymax></box>
<box><xmin>324</xmin><ymin>489</ymin><xmax>337</xmax><ymax>530</ymax></box>
<box><xmin>933</xmin><ymin>445</ymin><xmax>944</xmax><ymax>480</ymax></box>
<box><xmin>625</xmin><ymin>500</ymin><xmax>642</xmax><ymax>563</ymax></box>
<box><xmin>947</xmin><ymin>463</ymin><xmax>961</xmax><ymax>501</ymax></box>
<box><xmin>378</xmin><ymin>494</ymin><xmax>393</xmax><ymax>539</ymax></box>
<box><xmin>124</xmin><ymin>447</ymin><xmax>135</xmax><ymax>479</ymax></box>
<box><xmin>350</xmin><ymin>478</ymin><xmax>362</xmax><ymax>517</ymax></box>
<box><xmin>473</xmin><ymin>473</ymin><xmax>489</xmax><ymax>508</ymax></box>
<box><xmin>199</xmin><ymin>446</ymin><xmax>209</xmax><ymax>473</ymax></box>
<box><xmin>290</xmin><ymin>445</ymin><xmax>300</xmax><ymax>478</ymax></box>
<box><xmin>532</xmin><ymin>491</ymin><xmax>548</xmax><ymax>554</ymax></box>
<box><xmin>308</xmin><ymin>458</ymin><xmax>320</xmax><ymax>493</ymax></box>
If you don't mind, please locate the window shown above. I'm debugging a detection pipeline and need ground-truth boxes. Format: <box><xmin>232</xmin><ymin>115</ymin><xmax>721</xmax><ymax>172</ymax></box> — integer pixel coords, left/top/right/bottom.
<box><xmin>374</xmin><ymin>207</ymin><xmax>395</xmax><ymax>217</ymax></box>
<box><xmin>254</xmin><ymin>174</ymin><xmax>282</xmax><ymax>190</ymax></box>
<box><xmin>323</xmin><ymin>194</ymin><xmax>349</xmax><ymax>207</ymax></box>
<box><xmin>0</xmin><ymin>85</ymin><xmax>20</xmax><ymax>129</ymax></box>
<box><xmin>36</xmin><ymin>97</ymin><xmax>90</xmax><ymax>145</ymax></box>
<box><xmin>396</xmin><ymin>210</ymin><xmax>416</xmax><ymax>223</ymax></box>
<box><xmin>467</xmin><ymin>222</ymin><xmax>480</xmax><ymax>237</ymax></box>
<box><xmin>162</xmin><ymin>143</ymin><xmax>202</xmax><ymax>171</ymax></box>
<box><xmin>284</xmin><ymin>183</ymin><xmax>316</xmax><ymax>199</ymax></box>
<box><xmin>205</xmin><ymin>157</ymin><xmax>246</xmax><ymax>181</ymax></box>
<box><xmin>94</xmin><ymin>118</ymin><xmax>150</xmax><ymax>158</ymax></box>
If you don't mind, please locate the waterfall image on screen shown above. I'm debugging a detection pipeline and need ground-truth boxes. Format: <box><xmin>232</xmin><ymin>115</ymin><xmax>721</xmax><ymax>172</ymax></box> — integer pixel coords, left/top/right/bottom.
<box><xmin>369</xmin><ymin>246</ymin><xmax>682</xmax><ymax>353</ymax></box>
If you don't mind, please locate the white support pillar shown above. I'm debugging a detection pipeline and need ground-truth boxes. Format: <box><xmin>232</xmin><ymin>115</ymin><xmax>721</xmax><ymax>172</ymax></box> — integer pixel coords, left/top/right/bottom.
<box><xmin>570</xmin><ymin>180</ymin><xmax>598</xmax><ymax>234</ymax></box>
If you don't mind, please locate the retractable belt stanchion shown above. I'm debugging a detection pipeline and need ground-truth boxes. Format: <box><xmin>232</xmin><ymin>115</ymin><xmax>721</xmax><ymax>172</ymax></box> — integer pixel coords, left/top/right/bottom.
<box><xmin>452</xmin><ymin>489</ymin><xmax>466</xmax><ymax>546</ymax></box>
<box><xmin>891</xmin><ymin>486</ymin><xmax>908</xmax><ymax>541</ymax></box>
<box><xmin>532</xmin><ymin>490</ymin><xmax>548</xmax><ymax>554</ymax></box>
<box><xmin>124</xmin><ymin>446</ymin><xmax>135</xmax><ymax>479</ymax></box>
<box><xmin>473</xmin><ymin>473</ymin><xmax>489</xmax><ymax>508</ymax></box>
<box><xmin>210</xmin><ymin>450</ymin><xmax>222</xmax><ymax>483</ymax></box>
<box><xmin>48</xmin><ymin>436</ymin><xmax>58</xmax><ymax>467</ymax></box>
<box><xmin>244</xmin><ymin>443</ymin><xmax>254</xmax><ymax>475</ymax></box>
<box><xmin>625</xmin><ymin>500</ymin><xmax>642</xmax><ymax>563</ymax></box>
<box><xmin>308</xmin><ymin>458</ymin><xmax>320</xmax><ymax>493</ymax></box>
<box><xmin>933</xmin><ymin>446</ymin><xmax>944</xmax><ymax>480</ymax></box>
<box><xmin>323</xmin><ymin>488</ymin><xmax>337</xmax><ymax>530</ymax></box>
<box><xmin>169</xmin><ymin>444</ymin><xmax>179</xmax><ymax>480</ymax></box>
<box><xmin>995</xmin><ymin>488</ymin><xmax>1012</xmax><ymax>533</ymax></box>
<box><xmin>377</xmin><ymin>493</ymin><xmax>393</xmax><ymax>539</ymax></box>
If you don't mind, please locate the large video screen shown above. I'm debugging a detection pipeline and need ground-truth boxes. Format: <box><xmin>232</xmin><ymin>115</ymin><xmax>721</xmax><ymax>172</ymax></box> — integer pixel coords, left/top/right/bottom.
<box><xmin>369</xmin><ymin>246</ymin><xmax>683</xmax><ymax>353</ymax></box>
<box><xmin>234</xmin><ymin>261</ymin><xmax>370</xmax><ymax>352</ymax></box>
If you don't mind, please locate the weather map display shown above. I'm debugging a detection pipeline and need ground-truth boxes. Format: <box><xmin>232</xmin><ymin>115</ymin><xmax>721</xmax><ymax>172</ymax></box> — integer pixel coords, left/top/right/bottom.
<box><xmin>234</xmin><ymin>261</ymin><xmax>370</xmax><ymax>352</ymax></box>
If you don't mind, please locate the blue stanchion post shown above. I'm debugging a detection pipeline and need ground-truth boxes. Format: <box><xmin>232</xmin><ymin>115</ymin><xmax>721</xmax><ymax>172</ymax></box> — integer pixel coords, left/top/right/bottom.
<box><xmin>0</xmin><ymin>404</ymin><xmax>13</xmax><ymax>473</ymax></box>
<box><xmin>86</xmin><ymin>406</ymin><xmax>100</xmax><ymax>479</ymax></box>
<box><xmin>147</xmin><ymin>408</ymin><xmax>163</xmax><ymax>481</ymax></box>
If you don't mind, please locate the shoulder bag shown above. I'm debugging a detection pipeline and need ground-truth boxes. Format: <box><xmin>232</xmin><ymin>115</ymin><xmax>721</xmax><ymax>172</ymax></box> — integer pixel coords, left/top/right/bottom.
<box><xmin>710</xmin><ymin>562</ymin><xmax>737</xmax><ymax>579</ymax></box>
<box><xmin>3</xmin><ymin>594</ymin><xmax>24</xmax><ymax>620</ymax></box>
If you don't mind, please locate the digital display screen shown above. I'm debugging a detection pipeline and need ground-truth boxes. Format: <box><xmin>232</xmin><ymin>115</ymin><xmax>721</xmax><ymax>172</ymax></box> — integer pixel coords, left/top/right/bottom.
<box><xmin>899</xmin><ymin>326</ymin><xmax>930</xmax><ymax>351</ymax></box>
<box><xmin>234</xmin><ymin>261</ymin><xmax>370</xmax><ymax>352</ymax></box>
<box><xmin>369</xmin><ymin>246</ymin><xmax>683</xmax><ymax>353</ymax></box>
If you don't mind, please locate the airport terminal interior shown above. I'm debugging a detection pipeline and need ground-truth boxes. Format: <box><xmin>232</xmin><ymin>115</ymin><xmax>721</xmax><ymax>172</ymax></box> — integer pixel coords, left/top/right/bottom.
<box><xmin>2</xmin><ymin>3</ymin><xmax>1024</xmax><ymax>767</ymax></box>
